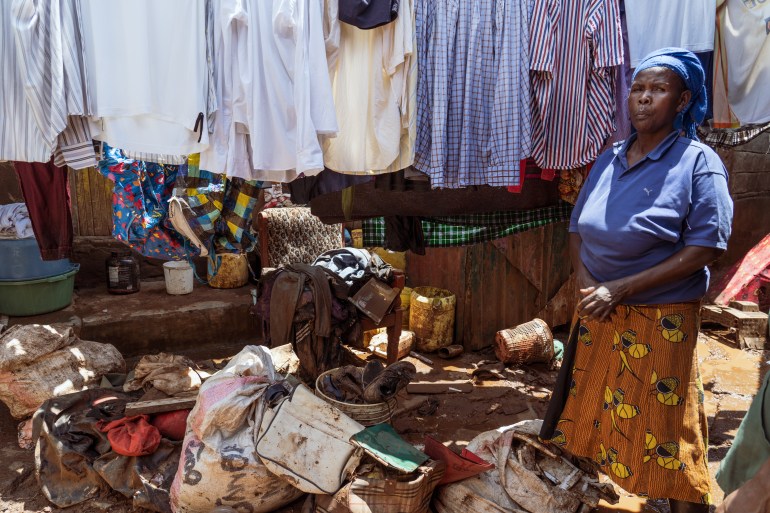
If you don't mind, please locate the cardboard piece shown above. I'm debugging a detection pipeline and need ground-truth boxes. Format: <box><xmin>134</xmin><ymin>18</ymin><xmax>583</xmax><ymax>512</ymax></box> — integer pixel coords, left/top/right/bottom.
<box><xmin>351</xmin><ymin>278</ymin><xmax>399</xmax><ymax>324</ymax></box>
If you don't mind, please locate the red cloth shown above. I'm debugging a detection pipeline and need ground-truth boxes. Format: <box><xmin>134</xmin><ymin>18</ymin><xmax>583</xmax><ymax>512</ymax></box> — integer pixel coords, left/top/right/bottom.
<box><xmin>151</xmin><ymin>409</ymin><xmax>190</xmax><ymax>441</ymax></box>
<box><xmin>13</xmin><ymin>159</ymin><xmax>73</xmax><ymax>260</ymax></box>
<box><xmin>712</xmin><ymin>233</ymin><xmax>770</xmax><ymax>310</ymax></box>
<box><xmin>98</xmin><ymin>414</ymin><xmax>161</xmax><ymax>457</ymax></box>
<box><xmin>423</xmin><ymin>435</ymin><xmax>495</xmax><ymax>485</ymax></box>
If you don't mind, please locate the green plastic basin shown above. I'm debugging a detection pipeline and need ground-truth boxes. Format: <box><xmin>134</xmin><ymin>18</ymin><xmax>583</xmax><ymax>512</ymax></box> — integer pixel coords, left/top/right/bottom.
<box><xmin>0</xmin><ymin>265</ymin><xmax>79</xmax><ymax>316</ymax></box>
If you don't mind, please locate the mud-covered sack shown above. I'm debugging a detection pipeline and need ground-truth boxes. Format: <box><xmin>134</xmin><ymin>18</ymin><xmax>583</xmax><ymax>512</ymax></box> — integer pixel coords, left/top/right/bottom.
<box><xmin>0</xmin><ymin>339</ymin><xmax>125</xmax><ymax>418</ymax></box>
<box><xmin>0</xmin><ymin>323</ymin><xmax>76</xmax><ymax>370</ymax></box>
<box><xmin>170</xmin><ymin>346</ymin><xmax>303</xmax><ymax>513</ymax></box>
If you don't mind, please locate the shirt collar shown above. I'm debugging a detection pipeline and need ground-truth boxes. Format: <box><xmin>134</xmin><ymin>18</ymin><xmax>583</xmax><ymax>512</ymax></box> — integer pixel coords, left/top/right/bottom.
<box><xmin>616</xmin><ymin>131</ymin><xmax>680</xmax><ymax>174</ymax></box>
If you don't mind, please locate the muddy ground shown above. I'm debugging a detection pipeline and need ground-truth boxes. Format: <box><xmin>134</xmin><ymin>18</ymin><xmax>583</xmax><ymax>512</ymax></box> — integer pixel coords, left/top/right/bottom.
<box><xmin>0</xmin><ymin>327</ymin><xmax>767</xmax><ymax>513</ymax></box>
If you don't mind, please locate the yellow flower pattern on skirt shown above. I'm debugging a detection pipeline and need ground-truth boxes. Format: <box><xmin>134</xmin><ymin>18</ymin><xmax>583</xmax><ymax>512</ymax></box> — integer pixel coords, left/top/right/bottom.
<box><xmin>552</xmin><ymin>302</ymin><xmax>711</xmax><ymax>504</ymax></box>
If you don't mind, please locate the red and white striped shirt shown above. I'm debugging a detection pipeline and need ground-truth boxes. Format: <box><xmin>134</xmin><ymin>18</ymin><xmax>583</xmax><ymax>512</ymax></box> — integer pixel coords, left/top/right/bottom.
<box><xmin>529</xmin><ymin>0</ymin><xmax>624</xmax><ymax>170</ymax></box>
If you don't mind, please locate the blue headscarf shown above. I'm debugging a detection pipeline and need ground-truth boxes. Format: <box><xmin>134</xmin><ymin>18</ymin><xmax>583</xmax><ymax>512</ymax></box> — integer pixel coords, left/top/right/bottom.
<box><xmin>632</xmin><ymin>47</ymin><xmax>707</xmax><ymax>140</ymax></box>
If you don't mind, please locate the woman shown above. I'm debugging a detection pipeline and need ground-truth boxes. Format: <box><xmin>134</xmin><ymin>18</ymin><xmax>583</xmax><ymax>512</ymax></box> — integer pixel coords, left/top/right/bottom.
<box><xmin>541</xmin><ymin>48</ymin><xmax>733</xmax><ymax>513</ymax></box>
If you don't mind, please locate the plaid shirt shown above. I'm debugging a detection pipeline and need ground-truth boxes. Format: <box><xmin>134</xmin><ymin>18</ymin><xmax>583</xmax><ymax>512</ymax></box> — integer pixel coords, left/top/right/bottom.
<box><xmin>414</xmin><ymin>0</ymin><xmax>532</xmax><ymax>189</ymax></box>
<box><xmin>697</xmin><ymin>123</ymin><xmax>770</xmax><ymax>149</ymax></box>
<box><xmin>362</xmin><ymin>203</ymin><xmax>573</xmax><ymax>248</ymax></box>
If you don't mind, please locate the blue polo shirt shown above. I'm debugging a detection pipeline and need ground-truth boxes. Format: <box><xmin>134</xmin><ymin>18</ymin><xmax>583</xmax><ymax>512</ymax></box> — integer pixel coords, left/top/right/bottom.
<box><xmin>570</xmin><ymin>131</ymin><xmax>733</xmax><ymax>304</ymax></box>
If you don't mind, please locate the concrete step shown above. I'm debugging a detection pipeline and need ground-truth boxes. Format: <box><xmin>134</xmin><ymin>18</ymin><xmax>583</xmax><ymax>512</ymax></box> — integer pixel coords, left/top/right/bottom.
<box><xmin>7</xmin><ymin>279</ymin><xmax>261</xmax><ymax>358</ymax></box>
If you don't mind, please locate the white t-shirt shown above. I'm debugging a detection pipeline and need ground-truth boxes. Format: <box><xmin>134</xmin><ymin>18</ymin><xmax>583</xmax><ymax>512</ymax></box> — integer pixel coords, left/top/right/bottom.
<box><xmin>81</xmin><ymin>0</ymin><xmax>211</xmax><ymax>156</ymax></box>
<box><xmin>720</xmin><ymin>0</ymin><xmax>770</xmax><ymax>124</ymax></box>
<box><xmin>625</xmin><ymin>0</ymin><xmax>716</xmax><ymax>67</ymax></box>
<box><xmin>229</xmin><ymin>0</ymin><xmax>338</xmax><ymax>183</ymax></box>
<box><xmin>322</xmin><ymin>0</ymin><xmax>414</xmax><ymax>174</ymax></box>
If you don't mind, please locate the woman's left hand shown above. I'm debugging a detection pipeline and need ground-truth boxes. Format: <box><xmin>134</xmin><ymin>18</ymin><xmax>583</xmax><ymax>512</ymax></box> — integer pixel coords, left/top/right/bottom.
<box><xmin>577</xmin><ymin>280</ymin><xmax>629</xmax><ymax>322</ymax></box>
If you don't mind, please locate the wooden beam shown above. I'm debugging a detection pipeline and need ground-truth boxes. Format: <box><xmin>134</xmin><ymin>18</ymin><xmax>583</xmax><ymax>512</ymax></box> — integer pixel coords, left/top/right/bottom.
<box><xmin>125</xmin><ymin>396</ymin><xmax>198</xmax><ymax>416</ymax></box>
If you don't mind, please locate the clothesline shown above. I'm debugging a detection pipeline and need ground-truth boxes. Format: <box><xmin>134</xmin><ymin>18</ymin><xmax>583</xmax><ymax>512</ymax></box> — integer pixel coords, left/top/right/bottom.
<box><xmin>2</xmin><ymin>0</ymin><xmax>766</xmax><ymax>191</ymax></box>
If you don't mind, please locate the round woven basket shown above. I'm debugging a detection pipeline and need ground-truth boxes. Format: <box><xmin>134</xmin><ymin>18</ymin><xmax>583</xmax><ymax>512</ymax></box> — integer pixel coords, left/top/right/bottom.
<box><xmin>495</xmin><ymin>318</ymin><xmax>554</xmax><ymax>365</ymax></box>
<box><xmin>315</xmin><ymin>369</ymin><xmax>396</xmax><ymax>426</ymax></box>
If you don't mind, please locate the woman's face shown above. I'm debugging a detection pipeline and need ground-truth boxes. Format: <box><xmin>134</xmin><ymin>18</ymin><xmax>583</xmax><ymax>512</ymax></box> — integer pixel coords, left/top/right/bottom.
<box><xmin>628</xmin><ymin>67</ymin><xmax>692</xmax><ymax>136</ymax></box>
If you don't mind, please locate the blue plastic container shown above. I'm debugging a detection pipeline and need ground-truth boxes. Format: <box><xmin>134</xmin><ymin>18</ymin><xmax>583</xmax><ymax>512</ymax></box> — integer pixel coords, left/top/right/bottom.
<box><xmin>0</xmin><ymin>238</ymin><xmax>72</xmax><ymax>281</ymax></box>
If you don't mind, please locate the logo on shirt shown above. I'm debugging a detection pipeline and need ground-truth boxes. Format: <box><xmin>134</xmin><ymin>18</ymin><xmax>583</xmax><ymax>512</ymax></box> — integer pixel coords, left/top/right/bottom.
<box><xmin>643</xmin><ymin>187</ymin><xmax>654</xmax><ymax>197</ymax></box>
<box><xmin>742</xmin><ymin>0</ymin><xmax>767</xmax><ymax>9</ymax></box>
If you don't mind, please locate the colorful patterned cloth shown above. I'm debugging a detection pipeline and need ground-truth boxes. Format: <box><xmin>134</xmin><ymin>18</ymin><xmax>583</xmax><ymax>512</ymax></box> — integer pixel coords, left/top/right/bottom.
<box><xmin>176</xmin><ymin>154</ymin><xmax>262</xmax><ymax>255</ymax></box>
<box><xmin>552</xmin><ymin>303</ymin><xmax>711</xmax><ymax>504</ymax></box>
<box><xmin>361</xmin><ymin>203</ymin><xmax>573</xmax><ymax>248</ymax></box>
<box><xmin>98</xmin><ymin>145</ymin><xmax>188</xmax><ymax>260</ymax></box>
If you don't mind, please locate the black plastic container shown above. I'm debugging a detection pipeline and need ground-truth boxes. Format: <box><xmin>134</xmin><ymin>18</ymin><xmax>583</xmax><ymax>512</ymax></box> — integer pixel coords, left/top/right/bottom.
<box><xmin>105</xmin><ymin>251</ymin><xmax>140</xmax><ymax>294</ymax></box>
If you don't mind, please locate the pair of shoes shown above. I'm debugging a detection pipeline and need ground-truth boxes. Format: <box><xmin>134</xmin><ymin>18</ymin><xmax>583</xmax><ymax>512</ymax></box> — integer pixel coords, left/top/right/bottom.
<box><xmin>362</xmin><ymin>361</ymin><xmax>416</xmax><ymax>403</ymax></box>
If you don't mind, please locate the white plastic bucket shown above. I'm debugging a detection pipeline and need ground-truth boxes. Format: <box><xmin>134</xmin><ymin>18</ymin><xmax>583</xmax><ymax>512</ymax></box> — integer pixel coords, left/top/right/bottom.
<box><xmin>163</xmin><ymin>261</ymin><xmax>193</xmax><ymax>295</ymax></box>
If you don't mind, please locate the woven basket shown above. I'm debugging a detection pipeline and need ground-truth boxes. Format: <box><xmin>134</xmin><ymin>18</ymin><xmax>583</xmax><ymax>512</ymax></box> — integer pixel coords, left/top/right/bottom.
<box><xmin>495</xmin><ymin>318</ymin><xmax>554</xmax><ymax>365</ymax></box>
<box><xmin>315</xmin><ymin>369</ymin><xmax>396</xmax><ymax>426</ymax></box>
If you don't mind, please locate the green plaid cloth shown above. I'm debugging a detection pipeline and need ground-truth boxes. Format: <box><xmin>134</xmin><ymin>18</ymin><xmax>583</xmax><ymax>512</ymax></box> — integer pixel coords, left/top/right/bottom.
<box><xmin>362</xmin><ymin>202</ymin><xmax>573</xmax><ymax>248</ymax></box>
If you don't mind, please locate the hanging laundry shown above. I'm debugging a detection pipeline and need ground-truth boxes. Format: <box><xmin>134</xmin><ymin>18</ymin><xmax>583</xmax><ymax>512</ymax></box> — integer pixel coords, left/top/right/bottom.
<box><xmin>98</xmin><ymin>146</ymin><xmax>190</xmax><ymax>260</ymax></box>
<box><xmin>14</xmin><ymin>159</ymin><xmax>74</xmax><ymax>260</ymax></box>
<box><xmin>198</xmin><ymin>0</ymin><xmax>252</xmax><ymax>179</ymax></box>
<box><xmin>11</xmin><ymin>0</ymin><xmax>97</xmax><ymax>169</ymax></box>
<box><xmin>362</xmin><ymin>204</ymin><xmax>574</xmax><ymax>249</ymax></box>
<box><xmin>414</xmin><ymin>0</ymin><xmax>533</xmax><ymax>189</ymax></box>
<box><xmin>210</xmin><ymin>0</ymin><xmax>338</xmax><ymax>183</ymax></box>
<box><xmin>1</xmin><ymin>1</ymin><xmax>91</xmax><ymax>165</ymax></box>
<box><xmin>339</xmin><ymin>0</ymin><xmax>399</xmax><ymax>29</ymax></box>
<box><xmin>529</xmin><ymin>0</ymin><xmax>624</xmax><ymax>170</ymax></box>
<box><xmin>713</xmin><ymin>0</ymin><xmax>770</xmax><ymax>126</ymax></box>
<box><xmin>287</xmin><ymin>169</ymin><xmax>372</xmax><ymax>204</ymax></box>
<box><xmin>80</xmin><ymin>0</ymin><xmax>213</xmax><ymax>158</ymax></box>
<box><xmin>624</xmin><ymin>0</ymin><xmax>715</xmax><ymax>68</ymax></box>
<box><xmin>698</xmin><ymin>122</ymin><xmax>770</xmax><ymax>148</ymax></box>
<box><xmin>323</xmin><ymin>0</ymin><xmax>417</xmax><ymax>174</ymax></box>
<box><xmin>601</xmin><ymin>3</ymin><xmax>633</xmax><ymax>150</ymax></box>
<box><xmin>174</xmin><ymin>154</ymin><xmax>263</xmax><ymax>256</ymax></box>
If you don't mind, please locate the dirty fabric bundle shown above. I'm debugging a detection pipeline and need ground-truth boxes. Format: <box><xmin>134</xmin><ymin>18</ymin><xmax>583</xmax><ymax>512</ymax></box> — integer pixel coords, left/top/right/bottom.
<box><xmin>0</xmin><ymin>324</ymin><xmax>125</xmax><ymax>418</ymax></box>
<box><xmin>320</xmin><ymin>361</ymin><xmax>416</xmax><ymax>404</ymax></box>
<box><xmin>255</xmin><ymin>267</ymin><xmax>360</xmax><ymax>382</ymax></box>
<box><xmin>0</xmin><ymin>202</ymin><xmax>34</xmax><ymax>239</ymax></box>
<box><xmin>33</xmin><ymin>389</ymin><xmax>181</xmax><ymax>513</ymax></box>
<box><xmin>313</xmin><ymin>248</ymin><xmax>394</xmax><ymax>297</ymax></box>
<box><xmin>123</xmin><ymin>353</ymin><xmax>206</xmax><ymax>397</ymax></box>
<box><xmin>433</xmin><ymin>420</ymin><xmax>619</xmax><ymax>513</ymax></box>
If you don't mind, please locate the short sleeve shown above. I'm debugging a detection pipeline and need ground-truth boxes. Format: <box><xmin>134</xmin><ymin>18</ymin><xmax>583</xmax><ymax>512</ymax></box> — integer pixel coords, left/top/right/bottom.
<box><xmin>683</xmin><ymin>149</ymin><xmax>733</xmax><ymax>249</ymax></box>
<box><xmin>529</xmin><ymin>0</ymin><xmax>559</xmax><ymax>73</ymax></box>
<box><xmin>587</xmin><ymin>0</ymin><xmax>623</xmax><ymax>70</ymax></box>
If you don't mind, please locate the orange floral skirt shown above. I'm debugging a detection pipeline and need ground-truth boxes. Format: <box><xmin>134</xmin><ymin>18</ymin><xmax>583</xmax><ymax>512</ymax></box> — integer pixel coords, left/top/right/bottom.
<box><xmin>551</xmin><ymin>302</ymin><xmax>711</xmax><ymax>504</ymax></box>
